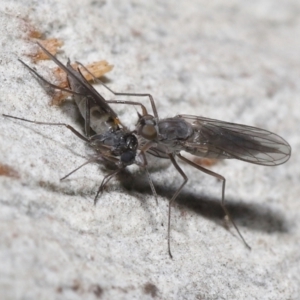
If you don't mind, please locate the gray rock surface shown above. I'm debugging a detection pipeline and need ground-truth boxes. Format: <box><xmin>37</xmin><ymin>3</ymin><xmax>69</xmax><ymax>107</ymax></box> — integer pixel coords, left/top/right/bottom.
<box><xmin>0</xmin><ymin>1</ymin><xmax>299</xmax><ymax>299</ymax></box>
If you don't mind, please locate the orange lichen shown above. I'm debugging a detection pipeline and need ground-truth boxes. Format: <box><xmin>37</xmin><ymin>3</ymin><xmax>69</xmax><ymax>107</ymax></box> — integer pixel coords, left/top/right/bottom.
<box><xmin>0</xmin><ymin>164</ymin><xmax>20</xmax><ymax>179</ymax></box>
<box><xmin>18</xmin><ymin>19</ymin><xmax>114</xmax><ymax>105</ymax></box>
<box><xmin>18</xmin><ymin>18</ymin><xmax>63</xmax><ymax>59</ymax></box>
<box><xmin>30</xmin><ymin>38</ymin><xmax>64</xmax><ymax>62</ymax></box>
<box><xmin>27</xmin><ymin>27</ymin><xmax>42</xmax><ymax>39</ymax></box>
<box><xmin>53</xmin><ymin>60</ymin><xmax>114</xmax><ymax>88</ymax></box>
<box><xmin>192</xmin><ymin>157</ymin><xmax>218</xmax><ymax>167</ymax></box>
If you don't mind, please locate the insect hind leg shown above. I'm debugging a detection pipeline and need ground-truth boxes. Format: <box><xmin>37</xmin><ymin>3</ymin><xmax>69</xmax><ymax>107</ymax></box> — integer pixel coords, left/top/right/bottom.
<box><xmin>167</xmin><ymin>154</ymin><xmax>189</xmax><ymax>259</ymax></box>
<box><xmin>177</xmin><ymin>153</ymin><xmax>251</xmax><ymax>250</ymax></box>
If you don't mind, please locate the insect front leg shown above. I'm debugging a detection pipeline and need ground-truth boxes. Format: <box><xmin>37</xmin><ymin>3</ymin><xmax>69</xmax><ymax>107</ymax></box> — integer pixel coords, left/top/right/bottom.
<box><xmin>105</xmin><ymin>99</ymin><xmax>148</xmax><ymax>117</ymax></box>
<box><xmin>76</xmin><ymin>62</ymin><xmax>159</xmax><ymax>118</ymax></box>
<box><xmin>2</xmin><ymin>114</ymin><xmax>89</xmax><ymax>142</ymax></box>
<box><xmin>105</xmin><ymin>92</ymin><xmax>158</xmax><ymax>119</ymax></box>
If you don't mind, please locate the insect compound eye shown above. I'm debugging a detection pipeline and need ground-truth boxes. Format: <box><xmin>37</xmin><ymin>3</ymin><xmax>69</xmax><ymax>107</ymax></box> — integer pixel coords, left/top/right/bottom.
<box><xmin>120</xmin><ymin>150</ymin><xmax>136</xmax><ymax>165</ymax></box>
<box><xmin>141</xmin><ymin>124</ymin><xmax>157</xmax><ymax>140</ymax></box>
<box><xmin>137</xmin><ymin>115</ymin><xmax>158</xmax><ymax>140</ymax></box>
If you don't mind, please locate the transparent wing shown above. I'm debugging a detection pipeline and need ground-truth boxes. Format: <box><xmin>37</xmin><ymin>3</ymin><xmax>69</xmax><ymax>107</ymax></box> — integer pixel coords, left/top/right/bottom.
<box><xmin>177</xmin><ymin>114</ymin><xmax>291</xmax><ymax>166</ymax></box>
<box><xmin>37</xmin><ymin>42</ymin><xmax>118</xmax><ymax>121</ymax></box>
<box><xmin>31</xmin><ymin>42</ymin><xmax>124</xmax><ymax>137</ymax></box>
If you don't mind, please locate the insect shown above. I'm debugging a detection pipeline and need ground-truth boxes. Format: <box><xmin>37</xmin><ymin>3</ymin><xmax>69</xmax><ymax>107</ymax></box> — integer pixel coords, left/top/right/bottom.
<box><xmin>135</xmin><ymin>103</ymin><xmax>291</xmax><ymax>257</ymax></box>
<box><xmin>4</xmin><ymin>43</ymin><xmax>158</xmax><ymax>203</ymax></box>
<box><xmin>64</xmin><ymin>55</ymin><xmax>292</xmax><ymax>258</ymax></box>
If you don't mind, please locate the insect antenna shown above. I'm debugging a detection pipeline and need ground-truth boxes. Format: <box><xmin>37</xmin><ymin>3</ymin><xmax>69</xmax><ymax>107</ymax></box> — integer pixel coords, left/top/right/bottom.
<box><xmin>18</xmin><ymin>59</ymin><xmax>86</xmax><ymax>97</ymax></box>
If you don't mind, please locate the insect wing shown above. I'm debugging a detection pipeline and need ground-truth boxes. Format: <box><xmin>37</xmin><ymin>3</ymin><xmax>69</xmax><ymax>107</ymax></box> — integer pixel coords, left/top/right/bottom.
<box><xmin>37</xmin><ymin>43</ymin><xmax>120</xmax><ymax>134</ymax></box>
<box><xmin>177</xmin><ymin>114</ymin><xmax>291</xmax><ymax>166</ymax></box>
<box><xmin>38</xmin><ymin>43</ymin><xmax>116</xmax><ymax>115</ymax></box>
<box><xmin>65</xmin><ymin>61</ymin><xmax>119</xmax><ymax>134</ymax></box>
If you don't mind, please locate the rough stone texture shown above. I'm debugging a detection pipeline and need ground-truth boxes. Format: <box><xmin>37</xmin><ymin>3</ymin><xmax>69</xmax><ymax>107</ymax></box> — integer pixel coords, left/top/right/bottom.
<box><xmin>0</xmin><ymin>1</ymin><xmax>299</xmax><ymax>299</ymax></box>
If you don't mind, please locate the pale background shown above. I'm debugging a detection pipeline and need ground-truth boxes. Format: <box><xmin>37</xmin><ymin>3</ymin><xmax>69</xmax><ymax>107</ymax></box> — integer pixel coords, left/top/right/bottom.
<box><xmin>0</xmin><ymin>1</ymin><xmax>299</xmax><ymax>299</ymax></box>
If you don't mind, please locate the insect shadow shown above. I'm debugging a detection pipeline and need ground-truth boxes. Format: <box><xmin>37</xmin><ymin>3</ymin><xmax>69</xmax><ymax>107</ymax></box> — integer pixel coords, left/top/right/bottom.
<box><xmin>119</xmin><ymin>168</ymin><xmax>289</xmax><ymax>235</ymax></box>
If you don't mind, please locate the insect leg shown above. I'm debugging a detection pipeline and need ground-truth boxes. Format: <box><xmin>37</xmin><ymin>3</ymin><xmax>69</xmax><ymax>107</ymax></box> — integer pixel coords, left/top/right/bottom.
<box><xmin>145</xmin><ymin>168</ymin><xmax>158</xmax><ymax>205</ymax></box>
<box><xmin>94</xmin><ymin>169</ymin><xmax>121</xmax><ymax>205</ymax></box>
<box><xmin>101</xmin><ymin>90</ymin><xmax>157</xmax><ymax>119</ymax></box>
<box><xmin>177</xmin><ymin>153</ymin><xmax>251</xmax><ymax>250</ymax></box>
<box><xmin>75</xmin><ymin>62</ymin><xmax>158</xmax><ymax>118</ymax></box>
<box><xmin>84</xmin><ymin>95</ymin><xmax>92</xmax><ymax>138</ymax></box>
<box><xmin>3</xmin><ymin>114</ymin><xmax>105</xmax><ymax>195</ymax></box>
<box><xmin>167</xmin><ymin>154</ymin><xmax>189</xmax><ymax>259</ymax></box>
<box><xmin>2</xmin><ymin>114</ymin><xmax>89</xmax><ymax>142</ymax></box>
<box><xmin>135</xmin><ymin>150</ymin><xmax>158</xmax><ymax>205</ymax></box>
<box><xmin>18</xmin><ymin>59</ymin><xmax>85</xmax><ymax>96</ymax></box>
<box><xmin>60</xmin><ymin>159</ymin><xmax>96</xmax><ymax>181</ymax></box>
<box><xmin>106</xmin><ymin>99</ymin><xmax>148</xmax><ymax>116</ymax></box>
